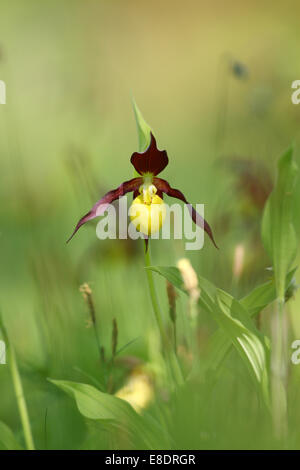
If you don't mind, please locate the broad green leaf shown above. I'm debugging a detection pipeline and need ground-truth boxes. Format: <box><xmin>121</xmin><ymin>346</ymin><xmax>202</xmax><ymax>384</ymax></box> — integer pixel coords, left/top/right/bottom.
<box><xmin>147</xmin><ymin>266</ymin><xmax>270</xmax><ymax>405</ymax></box>
<box><xmin>214</xmin><ymin>294</ymin><xmax>270</xmax><ymax>405</ymax></box>
<box><xmin>199</xmin><ymin>280</ymin><xmax>270</xmax><ymax>406</ymax></box>
<box><xmin>261</xmin><ymin>147</ymin><xmax>298</xmax><ymax>300</ymax></box>
<box><xmin>241</xmin><ymin>268</ymin><xmax>297</xmax><ymax>316</ymax></box>
<box><xmin>146</xmin><ymin>266</ymin><xmax>186</xmax><ymax>294</ymax></box>
<box><xmin>49</xmin><ymin>379</ymin><xmax>138</xmax><ymax>422</ymax></box>
<box><xmin>132</xmin><ymin>98</ymin><xmax>152</xmax><ymax>152</ymax></box>
<box><xmin>204</xmin><ymin>269</ymin><xmax>296</xmax><ymax>376</ymax></box>
<box><xmin>0</xmin><ymin>421</ymin><xmax>23</xmax><ymax>450</ymax></box>
<box><xmin>147</xmin><ymin>264</ymin><xmax>292</xmax><ymax>315</ymax></box>
<box><xmin>49</xmin><ymin>379</ymin><xmax>167</xmax><ymax>449</ymax></box>
<box><xmin>148</xmin><ymin>265</ymin><xmax>296</xmax><ymax>402</ymax></box>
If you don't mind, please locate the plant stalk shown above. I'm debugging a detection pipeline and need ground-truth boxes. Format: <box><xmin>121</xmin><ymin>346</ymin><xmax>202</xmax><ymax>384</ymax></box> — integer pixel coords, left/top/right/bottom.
<box><xmin>144</xmin><ymin>242</ymin><xmax>184</xmax><ymax>386</ymax></box>
<box><xmin>0</xmin><ymin>314</ymin><xmax>36</xmax><ymax>451</ymax></box>
<box><xmin>8</xmin><ymin>343</ymin><xmax>35</xmax><ymax>450</ymax></box>
<box><xmin>271</xmin><ymin>297</ymin><xmax>287</xmax><ymax>440</ymax></box>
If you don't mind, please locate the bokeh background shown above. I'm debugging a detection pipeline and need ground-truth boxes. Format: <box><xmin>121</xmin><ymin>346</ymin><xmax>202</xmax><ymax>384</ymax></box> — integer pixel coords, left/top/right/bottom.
<box><xmin>0</xmin><ymin>0</ymin><xmax>300</xmax><ymax>449</ymax></box>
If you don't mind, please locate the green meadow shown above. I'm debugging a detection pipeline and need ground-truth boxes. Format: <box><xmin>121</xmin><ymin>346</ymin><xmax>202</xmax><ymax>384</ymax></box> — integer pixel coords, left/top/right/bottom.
<box><xmin>0</xmin><ymin>0</ymin><xmax>300</xmax><ymax>450</ymax></box>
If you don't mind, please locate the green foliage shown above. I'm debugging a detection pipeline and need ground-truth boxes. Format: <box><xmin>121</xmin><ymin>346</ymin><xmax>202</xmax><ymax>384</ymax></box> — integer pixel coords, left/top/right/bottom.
<box><xmin>132</xmin><ymin>98</ymin><xmax>152</xmax><ymax>152</ymax></box>
<box><xmin>262</xmin><ymin>147</ymin><xmax>298</xmax><ymax>300</ymax></box>
<box><xmin>203</xmin><ymin>269</ymin><xmax>297</xmax><ymax>378</ymax></box>
<box><xmin>0</xmin><ymin>422</ymin><xmax>23</xmax><ymax>450</ymax></box>
<box><xmin>146</xmin><ymin>266</ymin><xmax>276</xmax><ymax>406</ymax></box>
<box><xmin>49</xmin><ymin>379</ymin><xmax>169</xmax><ymax>449</ymax></box>
<box><xmin>0</xmin><ymin>4</ymin><xmax>300</xmax><ymax>448</ymax></box>
<box><xmin>240</xmin><ymin>268</ymin><xmax>296</xmax><ymax>316</ymax></box>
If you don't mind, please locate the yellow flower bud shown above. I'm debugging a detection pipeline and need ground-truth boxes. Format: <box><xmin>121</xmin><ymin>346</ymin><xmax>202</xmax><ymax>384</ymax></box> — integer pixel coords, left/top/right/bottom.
<box><xmin>115</xmin><ymin>367</ymin><xmax>154</xmax><ymax>413</ymax></box>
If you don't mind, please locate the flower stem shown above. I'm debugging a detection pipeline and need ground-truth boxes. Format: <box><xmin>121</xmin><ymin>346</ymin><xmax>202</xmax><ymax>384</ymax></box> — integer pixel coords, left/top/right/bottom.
<box><xmin>144</xmin><ymin>242</ymin><xmax>184</xmax><ymax>385</ymax></box>
<box><xmin>144</xmin><ymin>247</ymin><xmax>166</xmax><ymax>340</ymax></box>
<box><xmin>271</xmin><ymin>297</ymin><xmax>287</xmax><ymax>440</ymax></box>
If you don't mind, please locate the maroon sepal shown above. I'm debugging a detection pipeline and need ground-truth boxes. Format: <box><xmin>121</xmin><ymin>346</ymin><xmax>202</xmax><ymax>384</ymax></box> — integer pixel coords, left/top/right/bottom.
<box><xmin>154</xmin><ymin>177</ymin><xmax>218</xmax><ymax>249</ymax></box>
<box><xmin>130</xmin><ymin>133</ymin><xmax>169</xmax><ymax>176</ymax></box>
<box><xmin>67</xmin><ymin>177</ymin><xmax>143</xmax><ymax>242</ymax></box>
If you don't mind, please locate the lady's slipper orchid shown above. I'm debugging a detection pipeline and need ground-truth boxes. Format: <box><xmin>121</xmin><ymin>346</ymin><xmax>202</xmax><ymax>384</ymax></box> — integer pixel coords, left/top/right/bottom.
<box><xmin>68</xmin><ymin>133</ymin><xmax>217</xmax><ymax>248</ymax></box>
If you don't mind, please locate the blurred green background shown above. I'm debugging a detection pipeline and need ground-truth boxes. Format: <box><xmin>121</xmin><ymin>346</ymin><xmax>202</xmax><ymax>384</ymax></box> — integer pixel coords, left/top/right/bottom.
<box><xmin>0</xmin><ymin>0</ymin><xmax>300</xmax><ymax>449</ymax></box>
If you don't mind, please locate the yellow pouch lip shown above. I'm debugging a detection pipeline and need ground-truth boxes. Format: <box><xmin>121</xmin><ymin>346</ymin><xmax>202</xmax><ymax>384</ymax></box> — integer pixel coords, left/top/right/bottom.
<box><xmin>129</xmin><ymin>195</ymin><xmax>166</xmax><ymax>236</ymax></box>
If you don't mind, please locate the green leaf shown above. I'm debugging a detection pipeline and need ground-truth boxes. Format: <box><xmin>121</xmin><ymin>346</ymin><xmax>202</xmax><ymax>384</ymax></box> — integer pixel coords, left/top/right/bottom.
<box><xmin>241</xmin><ymin>268</ymin><xmax>297</xmax><ymax>316</ymax></box>
<box><xmin>132</xmin><ymin>98</ymin><xmax>152</xmax><ymax>152</ymax></box>
<box><xmin>199</xmin><ymin>279</ymin><xmax>270</xmax><ymax>406</ymax></box>
<box><xmin>146</xmin><ymin>264</ymin><xmax>293</xmax><ymax>314</ymax></box>
<box><xmin>49</xmin><ymin>379</ymin><xmax>139</xmax><ymax>422</ymax></box>
<box><xmin>215</xmin><ymin>293</ymin><xmax>270</xmax><ymax>406</ymax></box>
<box><xmin>0</xmin><ymin>421</ymin><xmax>23</xmax><ymax>450</ymax></box>
<box><xmin>204</xmin><ymin>269</ymin><xmax>296</xmax><ymax>377</ymax></box>
<box><xmin>148</xmin><ymin>265</ymin><xmax>296</xmax><ymax>401</ymax></box>
<box><xmin>147</xmin><ymin>266</ymin><xmax>270</xmax><ymax>406</ymax></box>
<box><xmin>261</xmin><ymin>147</ymin><xmax>298</xmax><ymax>300</ymax></box>
<box><xmin>48</xmin><ymin>379</ymin><xmax>167</xmax><ymax>449</ymax></box>
<box><xmin>146</xmin><ymin>266</ymin><xmax>186</xmax><ymax>293</ymax></box>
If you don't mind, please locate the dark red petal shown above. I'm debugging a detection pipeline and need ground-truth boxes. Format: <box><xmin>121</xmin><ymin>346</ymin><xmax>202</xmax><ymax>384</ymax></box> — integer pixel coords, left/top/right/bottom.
<box><xmin>130</xmin><ymin>133</ymin><xmax>169</xmax><ymax>176</ymax></box>
<box><xmin>67</xmin><ymin>177</ymin><xmax>143</xmax><ymax>242</ymax></box>
<box><xmin>154</xmin><ymin>177</ymin><xmax>218</xmax><ymax>249</ymax></box>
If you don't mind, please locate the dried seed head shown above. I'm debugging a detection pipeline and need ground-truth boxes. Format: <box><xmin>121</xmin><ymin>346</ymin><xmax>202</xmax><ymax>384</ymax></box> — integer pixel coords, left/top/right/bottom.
<box><xmin>100</xmin><ymin>346</ymin><xmax>106</xmax><ymax>363</ymax></box>
<box><xmin>112</xmin><ymin>318</ymin><xmax>118</xmax><ymax>357</ymax></box>
<box><xmin>79</xmin><ymin>282</ymin><xmax>96</xmax><ymax>326</ymax></box>
<box><xmin>177</xmin><ymin>258</ymin><xmax>200</xmax><ymax>303</ymax></box>
<box><xmin>166</xmin><ymin>280</ymin><xmax>177</xmax><ymax>324</ymax></box>
<box><xmin>79</xmin><ymin>282</ymin><xmax>92</xmax><ymax>299</ymax></box>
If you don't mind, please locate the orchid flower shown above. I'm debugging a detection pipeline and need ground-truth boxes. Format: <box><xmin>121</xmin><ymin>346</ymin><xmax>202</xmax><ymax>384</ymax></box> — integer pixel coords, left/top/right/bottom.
<box><xmin>67</xmin><ymin>133</ymin><xmax>217</xmax><ymax>248</ymax></box>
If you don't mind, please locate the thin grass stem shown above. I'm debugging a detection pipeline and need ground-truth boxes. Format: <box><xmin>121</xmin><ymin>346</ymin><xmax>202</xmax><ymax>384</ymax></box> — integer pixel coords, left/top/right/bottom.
<box><xmin>0</xmin><ymin>315</ymin><xmax>35</xmax><ymax>450</ymax></box>
<box><xmin>8</xmin><ymin>341</ymin><xmax>35</xmax><ymax>450</ymax></box>
<box><xmin>144</xmin><ymin>242</ymin><xmax>184</xmax><ymax>385</ymax></box>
